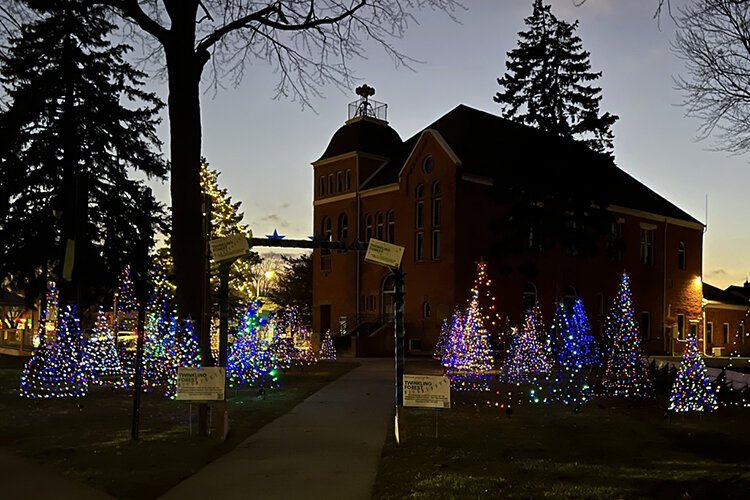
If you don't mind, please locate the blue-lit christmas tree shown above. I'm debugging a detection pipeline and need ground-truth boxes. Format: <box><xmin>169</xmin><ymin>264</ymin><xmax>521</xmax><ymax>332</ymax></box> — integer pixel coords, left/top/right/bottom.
<box><xmin>531</xmin><ymin>302</ymin><xmax>592</xmax><ymax>406</ymax></box>
<box><xmin>668</xmin><ymin>333</ymin><xmax>717</xmax><ymax>412</ymax></box>
<box><xmin>319</xmin><ymin>330</ymin><xmax>336</xmax><ymax>360</ymax></box>
<box><xmin>569</xmin><ymin>298</ymin><xmax>600</xmax><ymax>366</ymax></box>
<box><xmin>600</xmin><ymin>272</ymin><xmax>652</xmax><ymax>398</ymax></box>
<box><xmin>227</xmin><ymin>301</ymin><xmax>278</xmax><ymax>388</ymax></box>
<box><xmin>500</xmin><ymin>305</ymin><xmax>550</xmax><ymax>384</ymax></box>
<box><xmin>20</xmin><ymin>306</ymin><xmax>88</xmax><ymax>398</ymax></box>
<box><xmin>83</xmin><ymin>310</ymin><xmax>123</xmax><ymax>385</ymax></box>
<box><xmin>441</xmin><ymin>261</ymin><xmax>494</xmax><ymax>390</ymax></box>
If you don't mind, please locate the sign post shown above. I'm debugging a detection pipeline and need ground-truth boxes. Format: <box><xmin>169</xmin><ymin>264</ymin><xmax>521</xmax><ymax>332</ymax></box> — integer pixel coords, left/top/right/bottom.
<box><xmin>364</xmin><ymin>238</ymin><xmax>406</xmax><ymax>443</ymax></box>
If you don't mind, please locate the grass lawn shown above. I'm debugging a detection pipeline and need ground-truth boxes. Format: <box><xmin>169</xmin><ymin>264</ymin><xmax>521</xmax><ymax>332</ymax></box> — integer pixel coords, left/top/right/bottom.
<box><xmin>373</xmin><ymin>364</ymin><xmax>750</xmax><ymax>499</ymax></box>
<box><xmin>0</xmin><ymin>355</ymin><xmax>358</xmax><ymax>499</ymax></box>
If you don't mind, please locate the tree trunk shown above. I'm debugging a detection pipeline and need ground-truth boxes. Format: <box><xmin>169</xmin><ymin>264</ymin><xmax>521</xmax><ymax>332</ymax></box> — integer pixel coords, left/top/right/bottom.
<box><xmin>164</xmin><ymin>45</ymin><xmax>210</xmax><ymax>365</ymax></box>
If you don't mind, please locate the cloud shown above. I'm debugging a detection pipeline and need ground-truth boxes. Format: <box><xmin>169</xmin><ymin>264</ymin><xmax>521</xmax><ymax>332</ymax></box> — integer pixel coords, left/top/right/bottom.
<box><xmin>707</xmin><ymin>269</ymin><xmax>728</xmax><ymax>277</ymax></box>
<box><xmin>280</xmin><ymin>203</ymin><xmax>290</xmax><ymax>209</ymax></box>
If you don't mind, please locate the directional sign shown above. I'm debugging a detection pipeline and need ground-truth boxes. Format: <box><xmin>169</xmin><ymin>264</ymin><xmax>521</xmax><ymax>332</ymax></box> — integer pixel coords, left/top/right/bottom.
<box><xmin>209</xmin><ymin>232</ymin><xmax>252</xmax><ymax>262</ymax></box>
<box><xmin>175</xmin><ymin>367</ymin><xmax>226</xmax><ymax>401</ymax></box>
<box><xmin>403</xmin><ymin>374</ymin><xmax>451</xmax><ymax>409</ymax></box>
<box><xmin>364</xmin><ymin>238</ymin><xmax>405</xmax><ymax>269</ymax></box>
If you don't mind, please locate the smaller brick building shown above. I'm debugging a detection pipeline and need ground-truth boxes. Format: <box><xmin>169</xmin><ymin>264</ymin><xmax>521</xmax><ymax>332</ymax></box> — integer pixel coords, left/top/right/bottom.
<box><xmin>704</xmin><ymin>282</ymin><xmax>750</xmax><ymax>357</ymax></box>
<box><xmin>311</xmin><ymin>96</ymin><xmax>705</xmax><ymax>356</ymax></box>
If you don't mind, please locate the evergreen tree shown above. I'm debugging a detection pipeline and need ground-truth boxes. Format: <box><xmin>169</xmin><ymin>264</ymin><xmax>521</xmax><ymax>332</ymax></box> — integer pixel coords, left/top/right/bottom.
<box><xmin>20</xmin><ymin>305</ymin><xmax>88</xmax><ymax>398</ymax></box>
<box><xmin>600</xmin><ymin>273</ymin><xmax>652</xmax><ymax>398</ymax></box>
<box><xmin>494</xmin><ymin>0</ymin><xmax>618</xmax><ymax>154</ymax></box>
<box><xmin>0</xmin><ymin>0</ymin><xmax>167</xmax><ymax>307</ymax></box>
<box><xmin>569</xmin><ymin>297</ymin><xmax>601</xmax><ymax>366</ymax></box>
<box><xmin>319</xmin><ymin>330</ymin><xmax>336</xmax><ymax>360</ymax></box>
<box><xmin>83</xmin><ymin>309</ymin><xmax>123</xmax><ymax>385</ymax></box>
<box><xmin>266</xmin><ymin>254</ymin><xmax>313</xmax><ymax>325</ymax></box>
<box><xmin>668</xmin><ymin>333</ymin><xmax>717</xmax><ymax>413</ymax></box>
<box><xmin>500</xmin><ymin>305</ymin><xmax>550</xmax><ymax>384</ymax></box>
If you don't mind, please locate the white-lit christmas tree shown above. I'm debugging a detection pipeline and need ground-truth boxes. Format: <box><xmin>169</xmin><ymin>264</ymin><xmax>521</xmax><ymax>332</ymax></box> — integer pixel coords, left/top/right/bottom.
<box><xmin>500</xmin><ymin>305</ymin><xmax>550</xmax><ymax>384</ymax></box>
<box><xmin>600</xmin><ymin>272</ymin><xmax>652</xmax><ymax>398</ymax></box>
<box><xmin>668</xmin><ymin>333</ymin><xmax>717</xmax><ymax>412</ymax></box>
<box><xmin>20</xmin><ymin>306</ymin><xmax>88</xmax><ymax>398</ymax></box>
<box><xmin>83</xmin><ymin>310</ymin><xmax>123</xmax><ymax>385</ymax></box>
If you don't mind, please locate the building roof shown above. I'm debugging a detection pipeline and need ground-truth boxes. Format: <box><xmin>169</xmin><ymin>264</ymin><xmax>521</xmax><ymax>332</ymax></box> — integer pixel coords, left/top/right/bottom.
<box><xmin>725</xmin><ymin>283</ymin><xmax>750</xmax><ymax>302</ymax></box>
<box><xmin>704</xmin><ymin>282</ymin><xmax>749</xmax><ymax>306</ymax></box>
<box><xmin>0</xmin><ymin>291</ymin><xmax>26</xmax><ymax>307</ymax></box>
<box><xmin>360</xmin><ymin>104</ymin><xmax>701</xmax><ymax>225</ymax></box>
<box><xmin>316</xmin><ymin>116</ymin><xmax>403</xmax><ymax>162</ymax></box>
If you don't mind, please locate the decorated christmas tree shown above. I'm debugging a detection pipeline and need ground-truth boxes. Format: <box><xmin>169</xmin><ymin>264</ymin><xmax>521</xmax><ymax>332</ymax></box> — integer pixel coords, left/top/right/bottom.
<box><xmin>83</xmin><ymin>310</ymin><xmax>123</xmax><ymax>385</ymax></box>
<box><xmin>227</xmin><ymin>301</ymin><xmax>279</xmax><ymax>388</ymax></box>
<box><xmin>500</xmin><ymin>305</ymin><xmax>550</xmax><ymax>384</ymax></box>
<box><xmin>569</xmin><ymin>298</ymin><xmax>601</xmax><ymax>367</ymax></box>
<box><xmin>142</xmin><ymin>268</ymin><xmax>177</xmax><ymax>391</ymax></box>
<box><xmin>441</xmin><ymin>261</ymin><xmax>494</xmax><ymax>390</ymax></box>
<box><xmin>34</xmin><ymin>280</ymin><xmax>59</xmax><ymax>347</ymax></box>
<box><xmin>531</xmin><ymin>302</ymin><xmax>592</xmax><ymax>406</ymax></box>
<box><xmin>115</xmin><ymin>265</ymin><xmax>138</xmax><ymax>332</ymax></box>
<box><xmin>600</xmin><ymin>273</ymin><xmax>652</xmax><ymax>398</ymax></box>
<box><xmin>20</xmin><ymin>306</ymin><xmax>88</xmax><ymax>398</ymax></box>
<box><xmin>668</xmin><ymin>334</ymin><xmax>718</xmax><ymax>412</ymax></box>
<box><xmin>433</xmin><ymin>308</ymin><xmax>459</xmax><ymax>361</ymax></box>
<box><xmin>319</xmin><ymin>330</ymin><xmax>336</xmax><ymax>360</ymax></box>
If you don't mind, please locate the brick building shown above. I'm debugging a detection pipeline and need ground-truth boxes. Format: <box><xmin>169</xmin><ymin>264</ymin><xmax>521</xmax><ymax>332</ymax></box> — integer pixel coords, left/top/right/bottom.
<box><xmin>703</xmin><ymin>282</ymin><xmax>750</xmax><ymax>357</ymax></box>
<box><xmin>311</xmin><ymin>96</ymin><xmax>705</xmax><ymax>356</ymax></box>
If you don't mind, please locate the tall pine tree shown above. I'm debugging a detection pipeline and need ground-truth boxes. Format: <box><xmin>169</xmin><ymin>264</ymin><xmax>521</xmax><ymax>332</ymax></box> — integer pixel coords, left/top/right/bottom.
<box><xmin>0</xmin><ymin>0</ymin><xmax>166</xmax><ymax>307</ymax></box>
<box><xmin>494</xmin><ymin>0</ymin><xmax>618</xmax><ymax>154</ymax></box>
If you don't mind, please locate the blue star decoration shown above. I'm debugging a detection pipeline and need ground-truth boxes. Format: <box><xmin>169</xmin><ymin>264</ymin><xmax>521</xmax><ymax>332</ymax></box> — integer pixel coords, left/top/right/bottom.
<box><xmin>266</xmin><ymin>229</ymin><xmax>285</xmax><ymax>240</ymax></box>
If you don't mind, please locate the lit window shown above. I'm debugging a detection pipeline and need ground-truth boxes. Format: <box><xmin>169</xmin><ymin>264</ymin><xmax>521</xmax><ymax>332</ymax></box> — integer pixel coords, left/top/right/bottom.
<box><xmin>321</xmin><ymin>216</ymin><xmax>332</xmax><ymax>240</ymax></box>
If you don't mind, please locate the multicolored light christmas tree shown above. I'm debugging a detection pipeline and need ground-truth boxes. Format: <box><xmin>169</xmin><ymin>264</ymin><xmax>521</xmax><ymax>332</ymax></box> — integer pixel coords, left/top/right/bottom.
<box><xmin>319</xmin><ymin>330</ymin><xmax>336</xmax><ymax>360</ymax></box>
<box><xmin>600</xmin><ymin>272</ymin><xmax>652</xmax><ymax>398</ymax></box>
<box><xmin>34</xmin><ymin>280</ymin><xmax>59</xmax><ymax>347</ymax></box>
<box><xmin>441</xmin><ymin>261</ymin><xmax>494</xmax><ymax>390</ymax></box>
<box><xmin>500</xmin><ymin>305</ymin><xmax>550</xmax><ymax>384</ymax></box>
<box><xmin>227</xmin><ymin>301</ymin><xmax>279</xmax><ymax>388</ymax></box>
<box><xmin>531</xmin><ymin>302</ymin><xmax>592</xmax><ymax>406</ymax></box>
<box><xmin>115</xmin><ymin>265</ymin><xmax>138</xmax><ymax>332</ymax></box>
<box><xmin>434</xmin><ymin>308</ymin><xmax>460</xmax><ymax>361</ymax></box>
<box><xmin>668</xmin><ymin>333</ymin><xmax>717</xmax><ymax>412</ymax></box>
<box><xmin>20</xmin><ymin>306</ymin><xmax>88</xmax><ymax>398</ymax></box>
<box><xmin>569</xmin><ymin>298</ymin><xmax>600</xmax><ymax>366</ymax></box>
<box><xmin>83</xmin><ymin>310</ymin><xmax>123</xmax><ymax>385</ymax></box>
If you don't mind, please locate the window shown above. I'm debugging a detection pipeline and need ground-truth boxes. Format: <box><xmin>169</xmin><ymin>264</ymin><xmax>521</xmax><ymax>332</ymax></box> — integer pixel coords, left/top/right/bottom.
<box><xmin>364</xmin><ymin>214</ymin><xmax>373</xmax><ymax>241</ymax></box>
<box><xmin>640</xmin><ymin>228</ymin><xmax>655</xmax><ymax>265</ymax></box>
<box><xmin>415</xmin><ymin>232</ymin><xmax>424</xmax><ymax>261</ymax></box>
<box><xmin>563</xmin><ymin>286</ymin><xmax>577</xmax><ymax>311</ymax></box>
<box><xmin>522</xmin><ymin>282</ymin><xmax>537</xmax><ymax>310</ymax></box>
<box><xmin>387</xmin><ymin>211</ymin><xmax>395</xmax><ymax>243</ymax></box>
<box><xmin>321</xmin><ymin>216</ymin><xmax>332</xmax><ymax>240</ymax></box>
<box><xmin>432</xmin><ymin>182</ymin><xmax>441</xmax><ymax>227</ymax></box>
<box><xmin>641</xmin><ymin>311</ymin><xmax>651</xmax><ymax>340</ymax></box>
<box><xmin>336</xmin><ymin>171</ymin><xmax>343</xmax><ymax>192</ymax></box>
<box><xmin>422</xmin><ymin>301</ymin><xmax>431</xmax><ymax>319</ymax></box>
<box><xmin>345</xmin><ymin>170</ymin><xmax>352</xmax><ymax>191</ymax></box>
<box><xmin>609</xmin><ymin>221</ymin><xmax>624</xmax><ymax>262</ymax></box>
<box><xmin>408</xmin><ymin>339</ymin><xmax>423</xmax><ymax>351</ymax></box>
<box><xmin>423</xmin><ymin>156</ymin><xmax>434</xmax><ymax>174</ymax></box>
<box><xmin>328</xmin><ymin>174</ymin><xmax>333</xmax><ymax>194</ymax></box>
<box><xmin>689</xmin><ymin>322</ymin><xmax>698</xmax><ymax>341</ymax></box>
<box><xmin>707</xmin><ymin>322</ymin><xmax>714</xmax><ymax>344</ymax></box>
<box><xmin>375</xmin><ymin>212</ymin><xmax>384</xmax><ymax>240</ymax></box>
<box><xmin>415</xmin><ymin>184</ymin><xmax>424</xmax><ymax>229</ymax></box>
<box><xmin>677</xmin><ymin>242</ymin><xmax>686</xmax><ymax>270</ymax></box>
<box><xmin>337</xmin><ymin>213</ymin><xmax>348</xmax><ymax>241</ymax></box>
<box><xmin>319</xmin><ymin>176</ymin><xmax>325</xmax><ymax>196</ymax></box>
<box><xmin>723</xmin><ymin>323</ymin><xmax>730</xmax><ymax>344</ymax></box>
<box><xmin>677</xmin><ymin>314</ymin><xmax>685</xmax><ymax>340</ymax></box>
<box><xmin>431</xmin><ymin>230</ymin><xmax>441</xmax><ymax>260</ymax></box>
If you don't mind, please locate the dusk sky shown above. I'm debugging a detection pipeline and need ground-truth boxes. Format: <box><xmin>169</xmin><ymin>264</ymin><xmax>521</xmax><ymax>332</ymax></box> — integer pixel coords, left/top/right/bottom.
<box><xmin>143</xmin><ymin>0</ymin><xmax>749</xmax><ymax>289</ymax></box>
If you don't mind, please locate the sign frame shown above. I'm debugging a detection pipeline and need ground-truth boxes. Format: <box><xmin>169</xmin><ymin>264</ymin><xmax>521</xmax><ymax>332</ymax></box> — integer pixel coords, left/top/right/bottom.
<box><xmin>175</xmin><ymin>367</ymin><xmax>226</xmax><ymax>401</ymax></box>
<box><xmin>403</xmin><ymin>374</ymin><xmax>451</xmax><ymax>409</ymax></box>
<box><xmin>364</xmin><ymin>238</ymin><xmax>405</xmax><ymax>269</ymax></box>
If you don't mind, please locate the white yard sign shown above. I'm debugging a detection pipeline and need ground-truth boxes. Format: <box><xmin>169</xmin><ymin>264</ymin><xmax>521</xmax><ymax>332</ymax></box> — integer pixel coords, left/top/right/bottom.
<box><xmin>403</xmin><ymin>374</ymin><xmax>451</xmax><ymax>409</ymax></box>
<box><xmin>176</xmin><ymin>367</ymin><xmax>226</xmax><ymax>401</ymax></box>
<box><xmin>364</xmin><ymin>238</ymin><xmax>405</xmax><ymax>269</ymax></box>
<box><xmin>209</xmin><ymin>233</ymin><xmax>251</xmax><ymax>262</ymax></box>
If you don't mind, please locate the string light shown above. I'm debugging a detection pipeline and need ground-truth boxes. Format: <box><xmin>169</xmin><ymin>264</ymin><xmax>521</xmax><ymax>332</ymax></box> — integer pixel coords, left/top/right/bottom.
<box><xmin>500</xmin><ymin>304</ymin><xmax>550</xmax><ymax>384</ymax></box>
<box><xmin>319</xmin><ymin>329</ymin><xmax>337</xmax><ymax>360</ymax></box>
<box><xmin>668</xmin><ymin>333</ymin><xmax>717</xmax><ymax>412</ymax></box>
<box><xmin>83</xmin><ymin>309</ymin><xmax>124</xmax><ymax>385</ymax></box>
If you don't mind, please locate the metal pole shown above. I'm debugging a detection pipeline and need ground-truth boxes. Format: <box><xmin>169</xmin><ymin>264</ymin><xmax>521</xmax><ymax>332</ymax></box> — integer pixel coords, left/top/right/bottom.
<box><xmin>392</xmin><ymin>267</ymin><xmax>405</xmax><ymax>406</ymax></box>
<box><xmin>218</xmin><ymin>262</ymin><xmax>230</xmax><ymax>368</ymax></box>
<box><xmin>131</xmin><ymin>303</ymin><xmax>146</xmax><ymax>441</ymax></box>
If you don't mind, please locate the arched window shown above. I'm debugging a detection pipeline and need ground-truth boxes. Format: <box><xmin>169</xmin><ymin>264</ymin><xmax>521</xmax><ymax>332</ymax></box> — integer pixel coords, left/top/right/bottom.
<box><xmin>423</xmin><ymin>156</ymin><xmax>434</xmax><ymax>174</ymax></box>
<box><xmin>387</xmin><ymin>211</ymin><xmax>395</xmax><ymax>243</ymax></box>
<box><xmin>522</xmin><ymin>282</ymin><xmax>538</xmax><ymax>311</ymax></box>
<box><xmin>337</xmin><ymin>213</ymin><xmax>348</xmax><ymax>241</ymax></box>
<box><xmin>422</xmin><ymin>300</ymin><xmax>431</xmax><ymax>319</ymax></box>
<box><xmin>376</xmin><ymin>212</ymin><xmax>384</xmax><ymax>240</ymax></box>
<box><xmin>364</xmin><ymin>214</ymin><xmax>373</xmax><ymax>241</ymax></box>
<box><xmin>336</xmin><ymin>171</ymin><xmax>343</xmax><ymax>192</ymax></box>
<box><xmin>431</xmin><ymin>181</ymin><xmax>441</xmax><ymax>260</ymax></box>
<box><xmin>328</xmin><ymin>174</ymin><xmax>334</xmax><ymax>194</ymax></box>
<box><xmin>677</xmin><ymin>241</ymin><xmax>686</xmax><ymax>270</ymax></box>
<box><xmin>318</xmin><ymin>176</ymin><xmax>325</xmax><ymax>196</ymax></box>
<box><xmin>321</xmin><ymin>216</ymin><xmax>332</xmax><ymax>241</ymax></box>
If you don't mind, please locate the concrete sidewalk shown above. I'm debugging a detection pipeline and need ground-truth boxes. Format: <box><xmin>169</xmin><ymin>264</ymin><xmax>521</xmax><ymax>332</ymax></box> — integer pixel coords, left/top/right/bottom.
<box><xmin>160</xmin><ymin>358</ymin><xmax>394</xmax><ymax>500</ymax></box>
